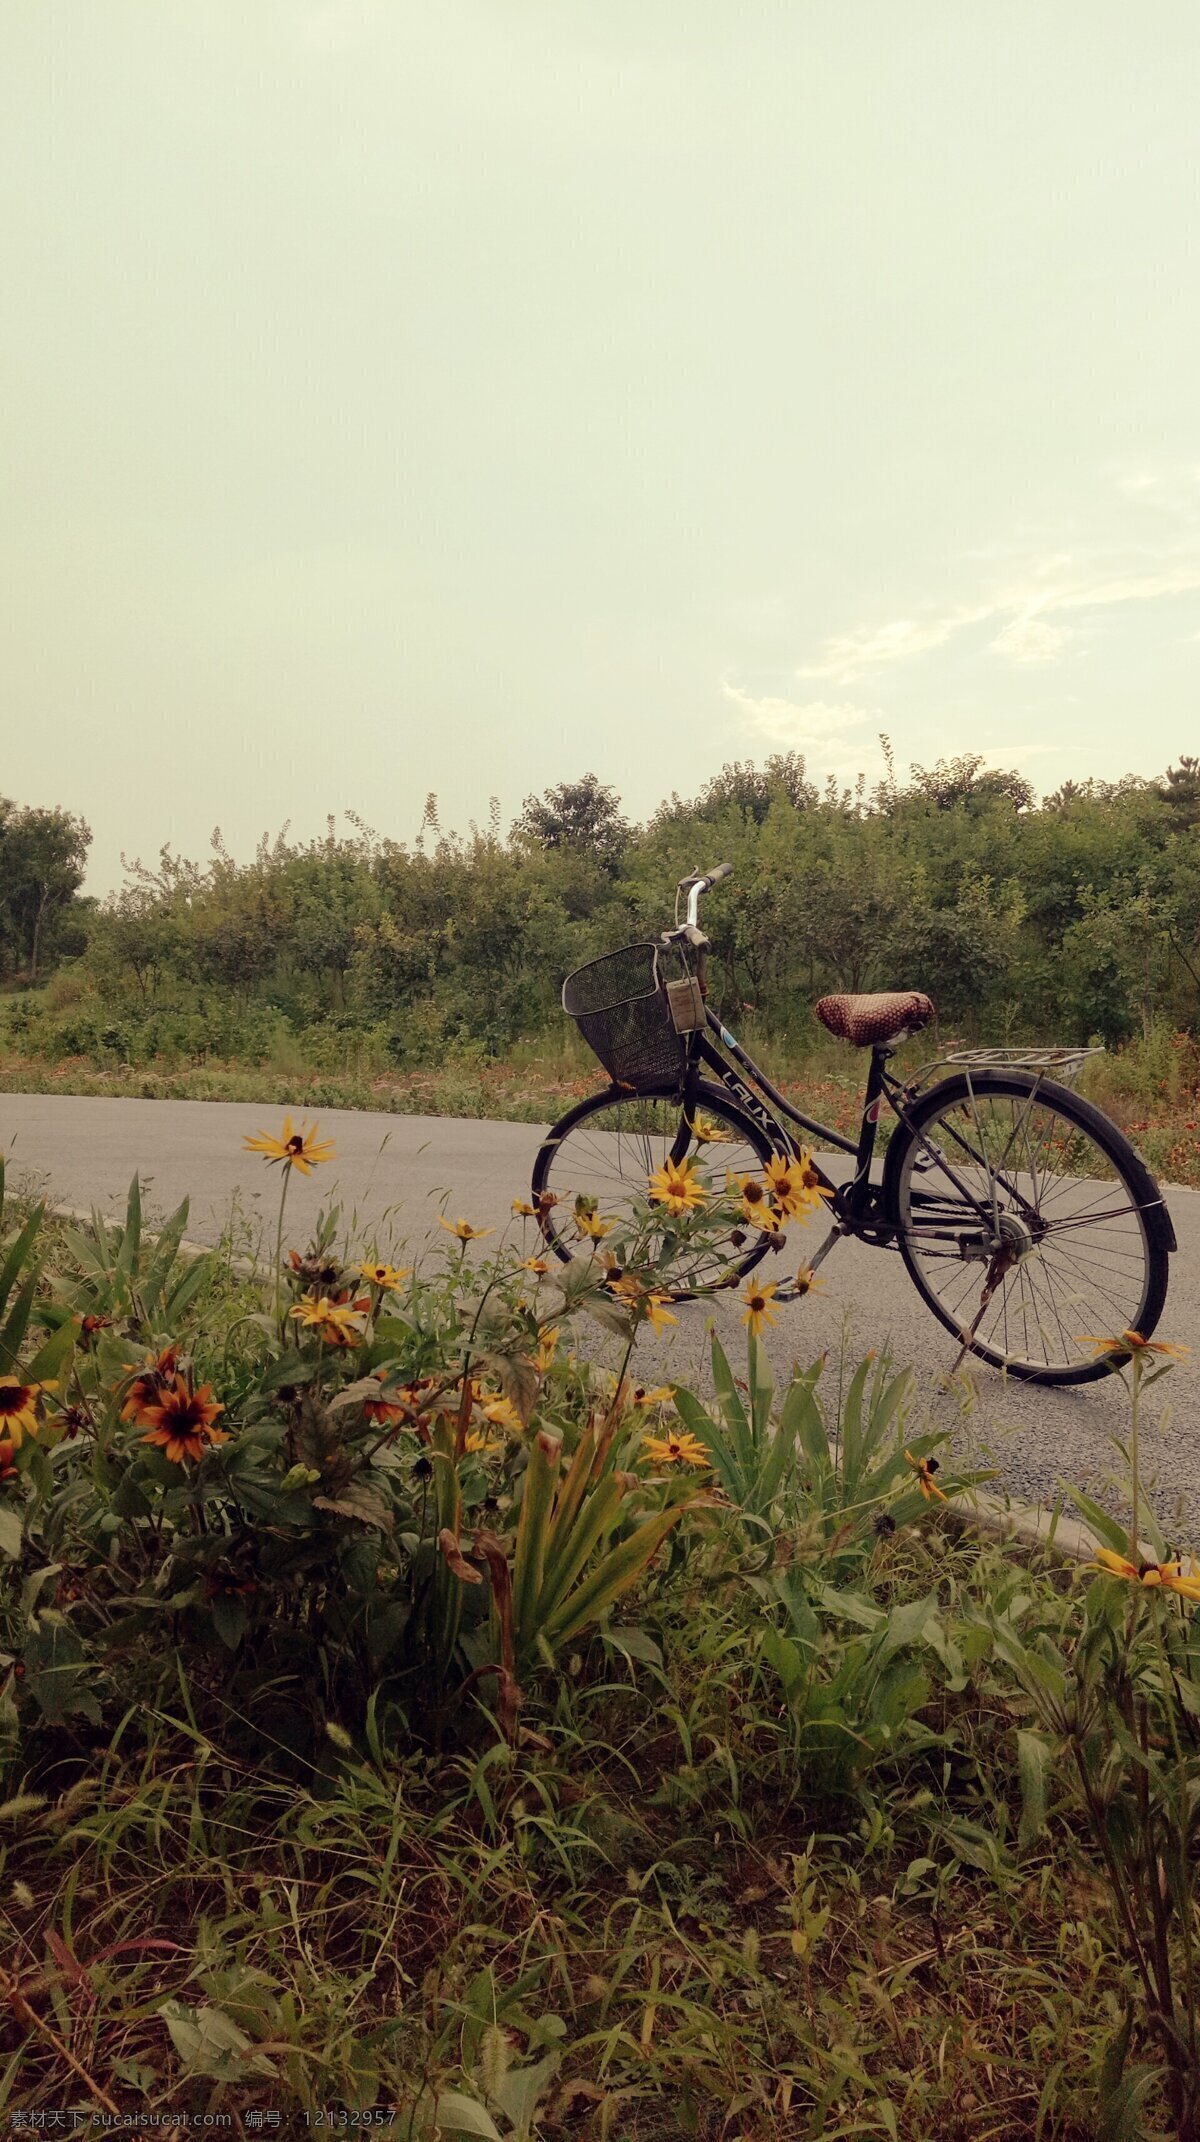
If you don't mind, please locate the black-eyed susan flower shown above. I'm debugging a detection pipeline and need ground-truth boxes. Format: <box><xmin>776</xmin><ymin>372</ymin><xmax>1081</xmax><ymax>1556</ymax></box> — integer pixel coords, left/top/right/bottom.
<box><xmin>643</xmin><ymin>1292</ymin><xmax>678</xmax><ymax>1336</ymax></box>
<box><xmin>519</xmin><ymin>1255</ymin><xmax>551</xmax><ymax>1275</ymax></box>
<box><xmin>536</xmin><ymin>1327</ymin><xmax>560</xmax><ymax>1372</ymax></box>
<box><xmin>1077</xmin><ymin>1329</ymin><xmax>1190</xmax><ymax>1362</ymax></box>
<box><xmin>438</xmin><ymin>1217</ymin><xmax>494</xmax><ymax>1243</ymax></box>
<box><xmin>1094</xmin><ymin>1548</ymin><xmax>1200</xmax><ymax>1600</ymax></box>
<box><xmin>243</xmin><ymin>1116</ymin><xmax>335</xmax><ymax>1174</ymax></box>
<box><xmin>478</xmin><ymin>1393</ymin><xmax>522</xmax><ymax>1431</ymax></box>
<box><xmin>690</xmin><ymin>1112</ymin><xmax>732</xmax><ymax>1145</ymax></box>
<box><xmin>633</xmin><ymin>1385</ymin><xmax>675</xmax><ymax>1409</ymax></box>
<box><xmin>464</xmin><ymin>1428</ymin><xmax>505</xmax><ymax>1458</ymax></box>
<box><xmin>641</xmin><ymin>1429</ymin><xmax>710</xmax><ymax>1469</ymax></box>
<box><xmin>576</xmin><ymin>1209</ymin><xmax>613</xmax><ymax>1241</ymax></box>
<box><xmin>0</xmin><ymin>1379</ymin><xmax>41</xmax><ymax>1449</ymax></box>
<box><xmin>290</xmin><ymin>1296</ymin><xmax>367</xmax><ymax>1347</ymax></box>
<box><xmin>647</xmin><ymin>1156</ymin><xmax>708</xmax><ymax>1216</ymax></box>
<box><xmin>905</xmin><ymin>1450</ymin><xmax>947</xmax><ymax>1503</ymax></box>
<box><xmin>736</xmin><ymin>1175</ymin><xmax>774</xmax><ymax>1228</ymax></box>
<box><xmin>140</xmin><ymin>1377</ymin><xmax>227</xmax><ymax>1465</ymax></box>
<box><xmin>119</xmin><ymin>1345</ymin><xmax>182</xmax><ymax>1427</ymax></box>
<box><xmin>512</xmin><ymin>1198</ymin><xmax>537</xmax><ymax>1217</ymax></box>
<box><xmin>741</xmin><ymin>1281</ymin><xmax>780</xmax><ymax>1337</ymax></box>
<box><xmin>763</xmin><ymin>1156</ymin><xmax>813</xmax><ymax>1218</ymax></box>
<box><xmin>792</xmin><ymin>1266</ymin><xmax>825</xmax><ymax>1299</ymax></box>
<box><xmin>355</xmin><ymin>1260</ymin><xmax>411</xmax><ymax>1291</ymax></box>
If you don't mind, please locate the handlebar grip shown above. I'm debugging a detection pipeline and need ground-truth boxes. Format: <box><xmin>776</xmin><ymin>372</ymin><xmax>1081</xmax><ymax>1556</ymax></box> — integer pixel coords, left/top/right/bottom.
<box><xmin>706</xmin><ymin>862</ymin><xmax>733</xmax><ymax>885</ymax></box>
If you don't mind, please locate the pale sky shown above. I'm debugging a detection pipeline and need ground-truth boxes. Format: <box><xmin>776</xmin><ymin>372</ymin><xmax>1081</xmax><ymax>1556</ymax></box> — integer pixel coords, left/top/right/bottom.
<box><xmin>3</xmin><ymin>2</ymin><xmax>1200</xmax><ymax>893</ymax></box>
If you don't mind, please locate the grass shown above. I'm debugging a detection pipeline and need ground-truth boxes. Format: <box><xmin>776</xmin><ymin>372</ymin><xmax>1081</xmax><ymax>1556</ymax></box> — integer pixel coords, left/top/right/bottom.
<box><xmin>2</xmin><ymin>1152</ymin><xmax>1197</xmax><ymax>2134</ymax></box>
<box><xmin>0</xmin><ymin>1522</ymin><xmax>1143</xmax><ymax>2137</ymax></box>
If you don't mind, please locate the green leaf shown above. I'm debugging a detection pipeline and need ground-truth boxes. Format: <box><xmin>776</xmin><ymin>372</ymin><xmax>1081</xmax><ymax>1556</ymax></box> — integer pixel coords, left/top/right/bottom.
<box><xmin>431</xmin><ymin>2093</ymin><xmax>502</xmax><ymax>2141</ymax></box>
<box><xmin>0</xmin><ymin>1266</ymin><xmax>41</xmax><ymax>1374</ymax></box>
<box><xmin>709</xmin><ymin>1332</ymin><xmax>753</xmax><ymax>1474</ymax></box>
<box><xmin>545</xmin><ymin>1504</ymin><xmax>683</xmax><ymax>1647</ymax></box>
<box><xmin>1015</xmin><ymin>1727</ymin><xmax>1052</xmax><ymax>1850</ymax></box>
<box><xmin>159</xmin><ymin>2000</ymin><xmax>275</xmax><ymax>2081</ymax></box>
<box><xmin>0</xmin><ymin>1506</ymin><xmax>22</xmax><ymax>1560</ymax></box>
<box><xmin>1060</xmin><ymin>1487</ymin><xmax>1134</xmax><ymax>1558</ymax></box>
<box><xmin>512</xmin><ymin>1431</ymin><xmax>561</xmax><ymax>1649</ymax></box>
<box><xmin>0</xmin><ymin>1204</ymin><xmax>42</xmax><ymax>1325</ymax></box>
<box><xmin>24</xmin><ymin>1317</ymin><xmax>78</xmax><ymax>1388</ymax></box>
<box><xmin>116</xmin><ymin>1174</ymin><xmax>142</xmax><ymax>1279</ymax></box>
<box><xmin>210</xmin><ymin>1594</ymin><xmax>249</xmax><ymax>1649</ymax></box>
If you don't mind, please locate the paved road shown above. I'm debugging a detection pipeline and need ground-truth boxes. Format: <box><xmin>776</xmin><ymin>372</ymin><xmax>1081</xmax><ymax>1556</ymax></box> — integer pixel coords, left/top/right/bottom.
<box><xmin>3</xmin><ymin>1093</ymin><xmax>1195</xmax><ymax>1539</ymax></box>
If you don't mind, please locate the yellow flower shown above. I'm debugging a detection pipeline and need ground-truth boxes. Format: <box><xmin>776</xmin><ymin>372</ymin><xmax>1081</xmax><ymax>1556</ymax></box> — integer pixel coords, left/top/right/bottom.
<box><xmin>355</xmin><ymin>1261</ymin><xmax>411</xmax><ymax>1291</ymax></box>
<box><xmin>647</xmin><ymin>1156</ymin><xmax>708</xmax><ymax>1215</ymax></box>
<box><xmin>741</xmin><ymin>1281</ymin><xmax>780</xmax><ymax>1337</ymax></box>
<box><xmin>479</xmin><ymin>1393</ymin><xmax>522</xmax><ymax>1430</ymax></box>
<box><xmin>792</xmin><ymin>1265</ymin><xmax>825</xmax><ymax>1298</ymax></box>
<box><xmin>0</xmin><ymin>1378</ymin><xmax>41</xmax><ymax>1449</ymax></box>
<box><xmin>576</xmin><ymin>1210</ymin><xmax>613</xmax><ymax>1240</ymax></box>
<box><xmin>290</xmin><ymin>1296</ymin><xmax>366</xmax><ymax>1347</ymax></box>
<box><xmin>794</xmin><ymin>1152</ymin><xmax>832</xmax><ymax>1203</ymax></box>
<box><xmin>763</xmin><ymin>1155</ymin><xmax>816</xmax><ymax>1219</ymax></box>
<box><xmin>737</xmin><ymin>1176</ymin><xmax>777</xmax><ymax>1229</ymax></box>
<box><xmin>464</xmin><ymin>1428</ymin><xmax>504</xmax><ymax>1457</ymax></box>
<box><xmin>633</xmin><ymin>1385</ymin><xmax>676</xmax><ymax>1409</ymax></box>
<box><xmin>536</xmin><ymin>1326</ymin><xmax>561</xmax><ymax>1372</ymax></box>
<box><xmin>139</xmin><ymin>1377</ymin><xmax>227</xmax><ymax>1465</ymax></box>
<box><xmin>641</xmin><ymin>1429</ymin><xmax>710</xmax><ymax>1469</ymax></box>
<box><xmin>519</xmin><ymin>1256</ymin><xmax>551</xmax><ymax>1275</ymax></box>
<box><xmin>1094</xmin><ymin>1547</ymin><xmax>1200</xmax><ymax>1600</ymax></box>
<box><xmin>243</xmin><ymin>1116</ymin><xmax>335</xmax><ymax>1174</ymax></box>
<box><xmin>439</xmin><ymin>1217</ymin><xmax>495</xmax><ymax>1242</ymax></box>
<box><xmin>1076</xmin><ymin>1329</ymin><xmax>1190</xmax><ymax>1362</ymax></box>
<box><xmin>690</xmin><ymin>1112</ymin><xmax>732</xmax><ymax>1144</ymax></box>
<box><xmin>643</xmin><ymin>1292</ymin><xmax>678</xmax><ymax>1336</ymax></box>
<box><xmin>905</xmin><ymin>1449</ymin><xmax>947</xmax><ymax>1503</ymax></box>
<box><xmin>512</xmin><ymin>1199</ymin><xmax>537</xmax><ymax>1217</ymax></box>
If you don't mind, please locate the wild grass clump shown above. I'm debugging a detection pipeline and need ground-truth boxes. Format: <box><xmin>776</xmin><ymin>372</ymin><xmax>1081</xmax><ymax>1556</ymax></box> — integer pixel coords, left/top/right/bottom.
<box><xmin>1</xmin><ymin>1130</ymin><xmax>1198</xmax><ymax>2134</ymax></box>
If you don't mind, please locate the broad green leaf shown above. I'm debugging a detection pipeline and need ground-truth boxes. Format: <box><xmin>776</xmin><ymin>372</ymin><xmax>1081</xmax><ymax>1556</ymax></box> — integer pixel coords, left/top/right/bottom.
<box><xmin>0</xmin><ymin>1506</ymin><xmax>22</xmax><ymax>1560</ymax></box>
<box><xmin>158</xmin><ymin>2000</ymin><xmax>275</xmax><ymax>2081</ymax></box>
<box><xmin>431</xmin><ymin>2094</ymin><xmax>502</xmax><ymax>2141</ymax></box>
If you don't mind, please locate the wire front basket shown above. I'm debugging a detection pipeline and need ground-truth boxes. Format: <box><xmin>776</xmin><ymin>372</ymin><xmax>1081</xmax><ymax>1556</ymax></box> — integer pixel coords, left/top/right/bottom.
<box><xmin>562</xmin><ymin>943</ymin><xmax>689</xmax><ymax>1089</ymax></box>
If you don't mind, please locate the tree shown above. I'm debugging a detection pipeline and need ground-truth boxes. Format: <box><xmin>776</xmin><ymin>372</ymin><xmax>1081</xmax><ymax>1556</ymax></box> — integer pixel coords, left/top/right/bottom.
<box><xmin>0</xmin><ymin>801</ymin><xmax>91</xmax><ymax>982</ymax></box>
<box><xmin>515</xmin><ymin>775</ymin><xmax>629</xmax><ymax>869</ymax></box>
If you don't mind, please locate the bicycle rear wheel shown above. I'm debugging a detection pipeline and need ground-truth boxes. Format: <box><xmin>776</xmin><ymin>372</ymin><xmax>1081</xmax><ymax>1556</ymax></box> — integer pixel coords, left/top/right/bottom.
<box><xmin>531</xmin><ymin>1080</ymin><xmax>784</xmax><ymax>1298</ymax></box>
<box><xmin>884</xmin><ymin>1070</ymin><xmax>1173</xmax><ymax>1384</ymax></box>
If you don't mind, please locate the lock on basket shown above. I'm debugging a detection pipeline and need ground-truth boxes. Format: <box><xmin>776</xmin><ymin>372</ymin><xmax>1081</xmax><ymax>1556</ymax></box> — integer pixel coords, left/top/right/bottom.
<box><xmin>561</xmin><ymin>941</ymin><xmax>706</xmax><ymax>1090</ymax></box>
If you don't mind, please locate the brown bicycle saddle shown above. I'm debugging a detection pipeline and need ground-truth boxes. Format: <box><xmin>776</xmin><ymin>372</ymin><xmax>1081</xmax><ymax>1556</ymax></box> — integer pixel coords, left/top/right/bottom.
<box><xmin>814</xmin><ymin>990</ymin><xmax>935</xmax><ymax>1047</ymax></box>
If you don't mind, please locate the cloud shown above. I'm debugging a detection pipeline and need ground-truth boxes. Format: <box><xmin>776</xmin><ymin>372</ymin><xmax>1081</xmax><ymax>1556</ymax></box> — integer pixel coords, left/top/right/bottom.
<box><xmin>721</xmin><ymin>686</ymin><xmax>885</xmax><ymax>780</ymax></box>
<box><xmin>796</xmin><ymin>553</ymin><xmax>1200</xmax><ymax>685</ymax></box>
<box><xmin>988</xmin><ymin>615</ymin><xmax>1072</xmax><ymax>663</ymax></box>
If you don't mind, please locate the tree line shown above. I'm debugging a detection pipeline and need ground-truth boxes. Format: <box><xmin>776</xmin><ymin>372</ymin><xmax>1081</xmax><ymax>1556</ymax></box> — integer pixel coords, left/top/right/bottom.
<box><xmin>6</xmin><ymin>750</ymin><xmax>1200</xmax><ymax>1065</ymax></box>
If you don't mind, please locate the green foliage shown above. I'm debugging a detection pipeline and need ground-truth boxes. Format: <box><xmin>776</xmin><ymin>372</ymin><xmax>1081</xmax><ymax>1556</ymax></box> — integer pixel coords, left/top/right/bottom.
<box><xmin>12</xmin><ymin>749</ymin><xmax>1200</xmax><ymax>1083</ymax></box>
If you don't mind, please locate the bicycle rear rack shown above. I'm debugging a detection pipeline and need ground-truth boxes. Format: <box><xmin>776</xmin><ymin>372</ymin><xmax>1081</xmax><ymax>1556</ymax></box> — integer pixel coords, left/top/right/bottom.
<box><xmin>902</xmin><ymin>1044</ymin><xmax>1104</xmax><ymax>1100</ymax></box>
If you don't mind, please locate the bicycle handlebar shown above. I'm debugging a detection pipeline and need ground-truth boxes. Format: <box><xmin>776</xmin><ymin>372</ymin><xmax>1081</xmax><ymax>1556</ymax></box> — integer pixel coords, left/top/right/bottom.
<box><xmin>678</xmin><ymin>862</ymin><xmax>732</xmax><ymax>929</ymax></box>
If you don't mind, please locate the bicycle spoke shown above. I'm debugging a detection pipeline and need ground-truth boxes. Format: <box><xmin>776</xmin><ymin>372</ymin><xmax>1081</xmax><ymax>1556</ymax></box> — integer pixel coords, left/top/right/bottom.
<box><xmin>898</xmin><ymin>1083</ymin><xmax>1153</xmax><ymax>1373</ymax></box>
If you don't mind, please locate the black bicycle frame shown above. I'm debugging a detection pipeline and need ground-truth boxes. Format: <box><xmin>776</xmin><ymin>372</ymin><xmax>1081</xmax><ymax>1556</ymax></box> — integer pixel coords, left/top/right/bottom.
<box><xmin>680</xmin><ymin>1006</ymin><xmax>1010</xmax><ymax>1244</ymax></box>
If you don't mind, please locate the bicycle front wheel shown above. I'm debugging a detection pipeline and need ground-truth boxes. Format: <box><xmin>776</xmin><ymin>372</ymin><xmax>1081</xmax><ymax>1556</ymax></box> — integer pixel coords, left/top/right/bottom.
<box><xmin>884</xmin><ymin>1070</ymin><xmax>1172</xmax><ymax>1385</ymax></box>
<box><xmin>531</xmin><ymin>1080</ymin><xmax>783</xmax><ymax>1298</ymax></box>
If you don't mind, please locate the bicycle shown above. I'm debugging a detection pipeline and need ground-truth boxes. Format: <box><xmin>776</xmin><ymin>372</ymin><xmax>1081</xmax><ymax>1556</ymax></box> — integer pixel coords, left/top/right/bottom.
<box><xmin>531</xmin><ymin>864</ymin><xmax>1178</xmax><ymax>1386</ymax></box>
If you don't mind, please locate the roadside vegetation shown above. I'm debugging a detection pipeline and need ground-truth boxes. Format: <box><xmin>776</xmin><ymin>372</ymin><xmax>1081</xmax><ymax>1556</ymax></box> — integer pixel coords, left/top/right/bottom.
<box><xmin>2</xmin><ymin>1121</ymin><xmax>1199</xmax><ymax>2135</ymax></box>
<box><xmin>7</xmin><ymin>750</ymin><xmax>1200</xmax><ymax>1176</ymax></box>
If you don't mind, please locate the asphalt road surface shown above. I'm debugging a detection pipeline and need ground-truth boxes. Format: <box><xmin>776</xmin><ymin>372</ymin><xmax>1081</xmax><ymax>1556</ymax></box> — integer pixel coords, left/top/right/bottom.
<box><xmin>3</xmin><ymin>1093</ymin><xmax>1195</xmax><ymax>1540</ymax></box>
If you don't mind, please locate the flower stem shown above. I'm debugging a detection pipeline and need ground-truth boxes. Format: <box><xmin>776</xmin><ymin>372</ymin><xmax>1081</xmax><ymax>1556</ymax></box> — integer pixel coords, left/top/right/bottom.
<box><xmin>274</xmin><ymin>1162</ymin><xmax>292</xmax><ymax>1342</ymax></box>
